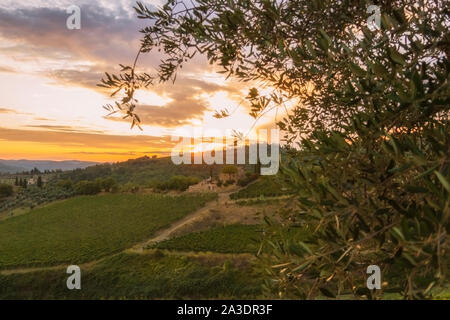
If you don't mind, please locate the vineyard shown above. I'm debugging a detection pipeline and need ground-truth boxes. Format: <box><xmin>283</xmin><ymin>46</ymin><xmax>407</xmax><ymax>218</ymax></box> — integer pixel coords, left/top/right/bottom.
<box><xmin>153</xmin><ymin>224</ymin><xmax>264</xmax><ymax>254</ymax></box>
<box><xmin>0</xmin><ymin>185</ymin><xmax>75</xmax><ymax>215</ymax></box>
<box><xmin>0</xmin><ymin>193</ymin><xmax>217</xmax><ymax>269</ymax></box>
<box><xmin>0</xmin><ymin>252</ymin><xmax>264</xmax><ymax>299</ymax></box>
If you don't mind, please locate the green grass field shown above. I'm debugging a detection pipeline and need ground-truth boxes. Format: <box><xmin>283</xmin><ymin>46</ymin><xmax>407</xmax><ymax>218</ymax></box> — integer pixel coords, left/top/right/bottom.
<box><xmin>0</xmin><ymin>251</ymin><xmax>264</xmax><ymax>299</ymax></box>
<box><xmin>0</xmin><ymin>193</ymin><xmax>217</xmax><ymax>269</ymax></box>
<box><xmin>153</xmin><ymin>224</ymin><xmax>264</xmax><ymax>253</ymax></box>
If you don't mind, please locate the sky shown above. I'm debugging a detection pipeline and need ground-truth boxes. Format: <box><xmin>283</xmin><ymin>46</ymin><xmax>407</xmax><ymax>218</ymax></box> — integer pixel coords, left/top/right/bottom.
<box><xmin>0</xmin><ymin>0</ymin><xmax>279</xmax><ymax>162</ymax></box>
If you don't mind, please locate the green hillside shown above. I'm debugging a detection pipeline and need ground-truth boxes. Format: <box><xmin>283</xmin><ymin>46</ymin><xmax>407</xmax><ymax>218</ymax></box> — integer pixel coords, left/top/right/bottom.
<box><xmin>58</xmin><ymin>156</ymin><xmax>226</xmax><ymax>186</ymax></box>
<box><xmin>0</xmin><ymin>193</ymin><xmax>217</xmax><ymax>269</ymax></box>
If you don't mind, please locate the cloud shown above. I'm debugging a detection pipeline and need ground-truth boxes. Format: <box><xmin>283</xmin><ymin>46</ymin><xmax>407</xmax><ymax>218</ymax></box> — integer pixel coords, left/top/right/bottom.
<box><xmin>0</xmin><ymin>126</ymin><xmax>177</xmax><ymax>150</ymax></box>
<box><xmin>0</xmin><ymin>3</ymin><xmax>144</xmax><ymax>61</ymax></box>
<box><xmin>105</xmin><ymin>77</ymin><xmax>240</xmax><ymax>127</ymax></box>
<box><xmin>0</xmin><ymin>2</ymin><xmax>211</xmax><ymax>82</ymax></box>
<box><xmin>70</xmin><ymin>151</ymin><xmax>138</xmax><ymax>156</ymax></box>
<box><xmin>33</xmin><ymin>117</ymin><xmax>54</xmax><ymax>121</ymax></box>
<box><xmin>0</xmin><ymin>107</ymin><xmax>34</xmax><ymax>116</ymax></box>
<box><xmin>45</xmin><ymin>66</ymin><xmax>105</xmax><ymax>88</ymax></box>
<box><xmin>0</xmin><ymin>0</ymin><xmax>226</xmax><ymax>88</ymax></box>
<box><xmin>0</xmin><ymin>2</ymin><xmax>157</xmax><ymax>91</ymax></box>
<box><xmin>0</xmin><ymin>1</ymin><xmax>252</xmax><ymax>146</ymax></box>
<box><xmin>0</xmin><ymin>108</ymin><xmax>15</xmax><ymax>113</ymax></box>
<box><xmin>106</xmin><ymin>94</ymin><xmax>208</xmax><ymax>127</ymax></box>
<box><xmin>0</xmin><ymin>1</ymin><xmax>229</xmax><ymax>126</ymax></box>
<box><xmin>24</xmin><ymin>125</ymin><xmax>105</xmax><ymax>134</ymax></box>
<box><xmin>0</xmin><ymin>65</ymin><xmax>15</xmax><ymax>73</ymax></box>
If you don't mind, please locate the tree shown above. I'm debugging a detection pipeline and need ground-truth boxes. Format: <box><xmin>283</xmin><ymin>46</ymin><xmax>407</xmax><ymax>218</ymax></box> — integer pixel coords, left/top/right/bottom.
<box><xmin>14</xmin><ymin>177</ymin><xmax>18</xmax><ymax>186</ymax></box>
<box><xmin>155</xmin><ymin>175</ymin><xmax>200</xmax><ymax>191</ymax></box>
<box><xmin>37</xmin><ymin>176</ymin><xmax>43</xmax><ymax>188</ymax></box>
<box><xmin>22</xmin><ymin>178</ymin><xmax>27</xmax><ymax>189</ymax></box>
<box><xmin>74</xmin><ymin>181</ymin><xmax>102</xmax><ymax>196</ymax></box>
<box><xmin>101</xmin><ymin>1</ymin><xmax>449</xmax><ymax>299</ymax></box>
<box><xmin>0</xmin><ymin>183</ymin><xmax>13</xmax><ymax>198</ymax></box>
<box><xmin>254</xmin><ymin>160</ymin><xmax>261</xmax><ymax>177</ymax></box>
<box><xmin>57</xmin><ymin>179</ymin><xmax>74</xmax><ymax>190</ymax></box>
<box><xmin>98</xmin><ymin>177</ymin><xmax>117</xmax><ymax>192</ymax></box>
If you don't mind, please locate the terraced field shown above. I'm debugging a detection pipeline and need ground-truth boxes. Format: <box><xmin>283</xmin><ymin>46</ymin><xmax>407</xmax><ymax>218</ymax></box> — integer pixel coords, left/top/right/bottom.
<box><xmin>0</xmin><ymin>193</ymin><xmax>217</xmax><ymax>269</ymax></box>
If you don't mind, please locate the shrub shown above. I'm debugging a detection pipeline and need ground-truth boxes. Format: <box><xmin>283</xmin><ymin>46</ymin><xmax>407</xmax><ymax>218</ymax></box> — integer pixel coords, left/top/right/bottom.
<box><xmin>121</xmin><ymin>182</ymin><xmax>140</xmax><ymax>193</ymax></box>
<box><xmin>96</xmin><ymin>177</ymin><xmax>117</xmax><ymax>192</ymax></box>
<box><xmin>237</xmin><ymin>173</ymin><xmax>258</xmax><ymax>187</ymax></box>
<box><xmin>154</xmin><ymin>176</ymin><xmax>200</xmax><ymax>191</ymax></box>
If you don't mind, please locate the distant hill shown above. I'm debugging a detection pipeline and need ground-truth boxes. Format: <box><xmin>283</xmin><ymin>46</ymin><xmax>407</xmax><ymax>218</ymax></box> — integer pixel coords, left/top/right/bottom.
<box><xmin>0</xmin><ymin>159</ymin><xmax>99</xmax><ymax>173</ymax></box>
<box><xmin>0</xmin><ymin>162</ymin><xmax>25</xmax><ymax>174</ymax></box>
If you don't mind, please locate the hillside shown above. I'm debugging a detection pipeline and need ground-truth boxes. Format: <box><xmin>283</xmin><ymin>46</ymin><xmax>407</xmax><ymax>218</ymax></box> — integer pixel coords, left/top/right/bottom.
<box><xmin>0</xmin><ymin>163</ymin><xmax>25</xmax><ymax>174</ymax></box>
<box><xmin>57</xmin><ymin>155</ymin><xmax>251</xmax><ymax>186</ymax></box>
<box><xmin>0</xmin><ymin>170</ymin><xmax>286</xmax><ymax>299</ymax></box>
<box><xmin>0</xmin><ymin>193</ymin><xmax>217</xmax><ymax>269</ymax></box>
<box><xmin>0</xmin><ymin>159</ymin><xmax>98</xmax><ymax>173</ymax></box>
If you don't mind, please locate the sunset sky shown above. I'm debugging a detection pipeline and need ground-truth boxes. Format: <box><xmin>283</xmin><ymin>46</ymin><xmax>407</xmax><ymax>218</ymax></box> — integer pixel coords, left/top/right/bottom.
<box><xmin>0</xmin><ymin>0</ymin><xmax>280</xmax><ymax>162</ymax></box>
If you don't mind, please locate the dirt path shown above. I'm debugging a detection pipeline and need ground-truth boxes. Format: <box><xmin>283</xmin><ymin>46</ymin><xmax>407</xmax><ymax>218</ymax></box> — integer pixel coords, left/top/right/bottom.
<box><xmin>0</xmin><ymin>265</ymin><xmax>65</xmax><ymax>276</ymax></box>
<box><xmin>0</xmin><ymin>191</ymin><xmax>234</xmax><ymax>276</ymax></box>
